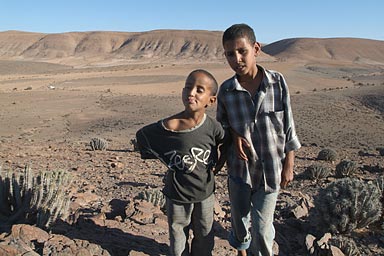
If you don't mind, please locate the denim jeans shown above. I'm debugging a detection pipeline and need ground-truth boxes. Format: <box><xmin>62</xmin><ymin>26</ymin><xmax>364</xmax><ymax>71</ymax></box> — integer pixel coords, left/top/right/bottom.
<box><xmin>228</xmin><ymin>176</ymin><xmax>278</xmax><ymax>256</ymax></box>
<box><xmin>166</xmin><ymin>194</ymin><xmax>215</xmax><ymax>256</ymax></box>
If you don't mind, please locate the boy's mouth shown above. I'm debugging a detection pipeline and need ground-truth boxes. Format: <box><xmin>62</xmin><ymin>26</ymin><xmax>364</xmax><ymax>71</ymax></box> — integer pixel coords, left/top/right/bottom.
<box><xmin>236</xmin><ymin>65</ymin><xmax>246</xmax><ymax>71</ymax></box>
<box><xmin>186</xmin><ymin>97</ymin><xmax>196</xmax><ymax>104</ymax></box>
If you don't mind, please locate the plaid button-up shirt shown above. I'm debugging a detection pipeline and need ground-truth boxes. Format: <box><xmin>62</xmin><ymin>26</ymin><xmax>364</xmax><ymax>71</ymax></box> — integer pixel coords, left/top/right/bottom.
<box><xmin>217</xmin><ymin>65</ymin><xmax>301</xmax><ymax>192</ymax></box>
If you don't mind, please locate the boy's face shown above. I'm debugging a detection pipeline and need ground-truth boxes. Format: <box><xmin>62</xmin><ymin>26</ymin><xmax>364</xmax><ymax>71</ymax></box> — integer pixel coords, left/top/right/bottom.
<box><xmin>223</xmin><ymin>37</ymin><xmax>261</xmax><ymax>77</ymax></box>
<box><xmin>182</xmin><ymin>72</ymin><xmax>216</xmax><ymax>113</ymax></box>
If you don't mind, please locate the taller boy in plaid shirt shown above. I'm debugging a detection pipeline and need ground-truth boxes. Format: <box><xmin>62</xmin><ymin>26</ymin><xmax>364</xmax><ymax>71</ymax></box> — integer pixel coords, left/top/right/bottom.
<box><xmin>216</xmin><ymin>24</ymin><xmax>301</xmax><ymax>256</ymax></box>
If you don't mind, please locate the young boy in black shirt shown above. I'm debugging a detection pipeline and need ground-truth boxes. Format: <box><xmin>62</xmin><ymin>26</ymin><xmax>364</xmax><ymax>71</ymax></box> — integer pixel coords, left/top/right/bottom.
<box><xmin>136</xmin><ymin>69</ymin><xmax>225</xmax><ymax>256</ymax></box>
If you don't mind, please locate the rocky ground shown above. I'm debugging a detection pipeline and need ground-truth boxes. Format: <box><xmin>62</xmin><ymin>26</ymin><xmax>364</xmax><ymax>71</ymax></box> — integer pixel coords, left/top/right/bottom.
<box><xmin>0</xmin><ymin>62</ymin><xmax>383</xmax><ymax>255</ymax></box>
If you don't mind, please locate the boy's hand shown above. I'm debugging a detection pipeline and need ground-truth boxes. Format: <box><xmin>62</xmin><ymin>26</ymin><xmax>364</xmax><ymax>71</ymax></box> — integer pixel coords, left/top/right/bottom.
<box><xmin>231</xmin><ymin>129</ymin><xmax>250</xmax><ymax>161</ymax></box>
<box><xmin>213</xmin><ymin>162</ymin><xmax>224</xmax><ymax>175</ymax></box>
<box><xmin>213</xmin><ymin>143</ymin><xmax>227</xmax><ymax>175</ymax></box>
<box><xmin>280</xmin><ymin>151</ymin><xmax>295</xmax><ymax>189</ymax></box>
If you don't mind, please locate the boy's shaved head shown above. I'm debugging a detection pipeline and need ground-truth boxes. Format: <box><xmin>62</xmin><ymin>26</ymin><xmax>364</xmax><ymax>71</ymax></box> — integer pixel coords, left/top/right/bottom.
<box><xmin>222</xmin><ymin>23</ymin><xmax>257</xmax><ymax>45</ymax></box>
<box><xmin>188</xmin><ymin>69</ymin><xmax>219</xmax><ymax>96</ymax></box>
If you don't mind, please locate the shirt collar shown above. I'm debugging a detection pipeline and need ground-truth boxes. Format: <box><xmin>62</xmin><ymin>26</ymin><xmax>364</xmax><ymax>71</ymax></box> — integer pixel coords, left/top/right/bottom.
<box><xmin>227</xmin><ymin>65</ymin><xmax>276</xmax><ymax>92</ymax></box>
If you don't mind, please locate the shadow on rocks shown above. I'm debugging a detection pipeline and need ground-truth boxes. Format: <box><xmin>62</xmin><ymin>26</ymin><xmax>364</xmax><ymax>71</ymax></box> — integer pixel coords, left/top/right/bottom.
<box><xmin>52</xmin><ymin>215</ymin><xmax>169</xmax><ymax>256</ymax></box>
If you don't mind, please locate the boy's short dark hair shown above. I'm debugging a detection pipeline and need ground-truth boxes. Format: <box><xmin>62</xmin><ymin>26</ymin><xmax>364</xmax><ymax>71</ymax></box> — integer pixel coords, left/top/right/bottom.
<box><xmin>188</xmin><ymin>69</ymin><xmax>219</xmax><ymax>96</ymax></box>
<box><xmin>222</xmin><ymin>23</ymin><xmax>256</xmax><ymax>46</ymax></box>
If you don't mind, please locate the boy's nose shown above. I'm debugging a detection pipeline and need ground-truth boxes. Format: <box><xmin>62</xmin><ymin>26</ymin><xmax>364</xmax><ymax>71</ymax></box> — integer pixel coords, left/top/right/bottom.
<box><xmin>235</xmin><ymin>53</ymin><xmax>242</xmax><ymax>63</ymax></box>
<box><xmin>188</xmin><ymin>87</ymin><xmax>197</xmax><ymax>95</ymax></box>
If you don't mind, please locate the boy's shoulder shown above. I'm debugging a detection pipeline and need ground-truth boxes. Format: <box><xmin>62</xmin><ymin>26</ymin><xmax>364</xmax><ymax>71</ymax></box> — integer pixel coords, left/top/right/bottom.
<box><xmin>205</xmin><ymin>114</ymin><xmax>223</xmax><ymax>128</ymax></box>
<box><xmin>135</xmin><ymin>121</ymin><xmax>162</xmax><ymax>159</ymax></box>
<box><xmin>205</xmin><ymin>115</ymin><xmax>225</xmax><ymax>139</ymax></box>
<box><xmin>136</xmin><ymin>120</ymin><xmax>162</xmax><ymax>141</ymax></box>
<box><xmin>219</xmin><ymin>67</ymin><xmax>286</xmax><ymax>89</ymax></box>
<box><xmin>137</xmin><ymin>120</ymin><xmax>161</xmax><ymax>131</ymax></box>
<box><xmin>263</xmin><ymin>68</ymin><xmax>285</xmax><ymax>82</ymax></box>
<box><xmin>218</xmin><ymin>75</ymin><xmax>236</xmax><ymax>94</ymax></box>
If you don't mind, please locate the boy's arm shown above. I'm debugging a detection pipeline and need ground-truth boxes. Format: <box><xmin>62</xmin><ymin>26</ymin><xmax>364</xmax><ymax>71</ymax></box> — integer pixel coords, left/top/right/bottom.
<box><xmin>280</xmin><ymin>150</ymin><xmax>295</xmax><ymax>189</ymax></box>
<box><xmin>216</xmin><ymin>89</ymin><xmax>251</xmax><ymax>161</ymax></box>
<box><xmin>231</xmin><ymin>128</ymin><xmax>250</xmax><ymax>161</ymax></box>
<box><xmin>214</xmin><ymin>128</ymin><xmax>252</xmax><ymax>174</ymax></box>
<box><xmin>213</xmin><ymin>142</ymin><xmax>227</xmax><ymax>175</ymax></box>
<box><xmin>214</xmin><ymin>93</ymin><xmax>229</xmax><ymax>174</ymax></box>
<box><xmin>281</xmin><ymin>76</ymin><xmax>301</xmax><ymax>152</ymax></box>
<box><xmin>280</xmin><ymin>75</ymin><xmax>300</xmax><ymax>188</ymax></box>
<box><xmin>136</xmin><ymin>129</ymin><xmax>157</xmax><ymax>159</ymax></box>
<box><xmin>213</xmin><ymin>121</ymin><xmax>230</xmax><ymax>175</ymax></box>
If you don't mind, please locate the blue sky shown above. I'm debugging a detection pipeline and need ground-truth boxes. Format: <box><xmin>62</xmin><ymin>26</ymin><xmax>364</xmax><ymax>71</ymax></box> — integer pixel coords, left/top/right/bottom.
<box><xmin>1</xmin><ymin>0</ymin><xmax>383</xmax><ymax>43</ymax></box>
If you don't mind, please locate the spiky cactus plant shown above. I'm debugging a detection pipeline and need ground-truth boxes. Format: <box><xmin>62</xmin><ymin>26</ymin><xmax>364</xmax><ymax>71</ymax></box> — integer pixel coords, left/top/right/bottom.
<box><xmin>314</xmin><ymin>177</ymin><xmax>382</xmax><ymax>234</ymax></box>
<box><xmin>375</xmin><ymin>176</ymin><xmax>384</xmax><ymax>236</ymax></box>
<box><xmin>329</xmin><ymin>235</ymin><xmax>360</xmax><ymax>256</ymax></box>
<box><xmin>90</xmin><ymin>137</ymin><xmax>108</xmax><ymax>151</ymax></box>
<box><xmin>305</xmin><ymin>163</ymin><xmax>331</xmax><ymax>181</ymax></box>
<box><xmin>130</xmin><ymin>138</ymin><xmax>139</xmax><ymax>152</ymax></box>
<box><xmin>317</xmin><ymin>148</ymin><xmax>338</xmax><ymax>162</ymax></box>
<box><xmin>377</xmin><ymin>147</ymin><xmax>384</xmax><ymax>156</ymax></box>
<box><xmin>335</xmin><ymin>160</ymin><xmax>357</xmax><ymax>178</ymax></box>
<box><xmin>376</xmin><ymin>176</ymin><xmax>384</xmax><ymax>196</ymax></box>
<box><xmin>0</xmin><ymin>166</ymin><xmax>72</xmax><ymax>230</ymax></box>
<box><xmin>135</xmin><ymin>189</ymin><xmax>166</xmax><ymax>209</ymax></box>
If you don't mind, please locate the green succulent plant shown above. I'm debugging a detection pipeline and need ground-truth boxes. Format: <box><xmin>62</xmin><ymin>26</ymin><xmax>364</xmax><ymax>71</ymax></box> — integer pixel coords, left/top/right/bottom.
<box><xmin>329</xmin><ymin>235</ymin><xmax>360</xmax><ymax>256</ymax></box>
<box><xmin>305</xmin><ymin>163</ymin><xmax>332</xmax><ymax>180</ymax></box>
<box><xmin>317</xmin><ymin>148</ymin><xmax>338</xmax><ymax>162</ymax></box>
<box><xmin>0</xmin><ymin>165</ymin><xmax>72</xmax><ymax>230</ymax></box>
<box><xmin>135</xmin><ymin>189</ymin><xmax>166</xmax><ymax>209</ymax></box>
<box><xmin>90</xmin><ymin>137</ymin><xmax>108</xmax><ymax>151</ymax></box>
<box><xmin>335</xmin><ymin>160</ymin><xmax>357</xmax><ymax>178</ymax></box>
<box><xmin>314</xmin><ymin>177</ymin><xmax>381</xmax><ymax>234</ymax></box>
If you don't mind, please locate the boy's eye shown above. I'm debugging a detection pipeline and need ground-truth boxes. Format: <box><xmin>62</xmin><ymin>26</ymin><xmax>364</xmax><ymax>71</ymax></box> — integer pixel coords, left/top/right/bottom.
<box><xmin>197</xmin><ymin>88</ymin><xmax>204</xmax><ymax>93</ymax></box>
<box><xmin>225</xmin><ymin>52</ymin><xmax>234</xmax><ymax>57</ymax></box>
<box><xmin>238</xmin><ymin>49</ymin><xmax>247</xmax><ymax>55</ymax></box>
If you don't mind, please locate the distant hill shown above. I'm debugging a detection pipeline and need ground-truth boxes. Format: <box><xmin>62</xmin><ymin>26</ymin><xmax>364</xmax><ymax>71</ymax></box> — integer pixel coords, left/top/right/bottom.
<box><xmin>0</xmin><ymin>30</ymin><xmax>271</xmax><ymax>66</ymax></box>
<box><xmin>0</xmin><ymin>30</ymin><xmax>383</xmax><ymax>66</ymax></box>
<box><xmin>262</xmin><ymin>38</ymin><xmax>384</xmax><ymax>65</ymax></box>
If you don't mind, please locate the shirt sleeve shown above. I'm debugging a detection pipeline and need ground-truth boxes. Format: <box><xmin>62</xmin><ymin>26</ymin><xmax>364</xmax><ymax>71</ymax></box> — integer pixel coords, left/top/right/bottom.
<box><xmin>281</xmin><ymin>75</ymin><xmax>301</xmax><ymax>152</ymax></box>
<box><xmin>135</xmin><ymin>126</ymin><xmax>158</xmax><ymax>159</ymax></box>
<box><xmin>216</xmin><ymin>88</ymin><xmax>230</xmax><ymax>129</ymax></box>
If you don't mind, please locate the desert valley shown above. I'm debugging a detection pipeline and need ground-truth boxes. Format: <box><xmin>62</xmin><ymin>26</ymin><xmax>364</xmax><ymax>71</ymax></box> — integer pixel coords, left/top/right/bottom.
<box><xmin>0</xmin><ymin>30</ymin><xmax>383</xmax><ymax>255</ymax></box>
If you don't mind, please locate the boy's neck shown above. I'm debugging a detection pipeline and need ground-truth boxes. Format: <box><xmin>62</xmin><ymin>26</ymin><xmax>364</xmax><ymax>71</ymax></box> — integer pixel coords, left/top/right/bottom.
<box><xmin>238</xmin><ymin>66</ymin><xmax>263</xmax><ymax>96</ymax></box>
<box><xmin>164</xmin><ymin>111</ymin><xmax>206</xmax><ymax>131</ymax></box>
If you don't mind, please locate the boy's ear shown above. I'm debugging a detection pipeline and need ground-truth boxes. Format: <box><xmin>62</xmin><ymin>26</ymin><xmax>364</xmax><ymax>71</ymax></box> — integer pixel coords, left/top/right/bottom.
<box><xmin>205</xmin><ymin>95</ymin><xmax>217</xmax><ymax>108</ymax></box>
<box><xmin>254</xmin><ymin>42</ymin><xmax>261</xmax><ymax>57</ymax></box>
<box><xmin>209</xmin><ymin>95</ymin><xmax>217</xmax><ymax>105</ymax></box>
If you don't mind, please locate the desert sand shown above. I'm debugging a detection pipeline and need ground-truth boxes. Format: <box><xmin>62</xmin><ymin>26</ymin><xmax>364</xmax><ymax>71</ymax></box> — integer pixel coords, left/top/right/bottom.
<box><xmin>0</xmin><ymin>30</ymin><xmax>383</xmax><ymax>255</ymax></box>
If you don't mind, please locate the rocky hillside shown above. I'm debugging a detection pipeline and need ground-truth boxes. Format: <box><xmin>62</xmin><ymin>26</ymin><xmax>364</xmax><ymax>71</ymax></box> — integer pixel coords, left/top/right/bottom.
<box><xmin>262</xmin><ymin>37</ymin><xmax>384</xmax><ymax>65</ymax></box>
<box><xmin>0</xmin><ymin>30</ymin><xmax>383</xmax><ymax>66</ymax></box>
<box><xmin>0</xmin><ymin>30</ymin><xmax>229</xmax><ymax>65</ymax></box>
